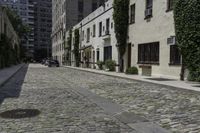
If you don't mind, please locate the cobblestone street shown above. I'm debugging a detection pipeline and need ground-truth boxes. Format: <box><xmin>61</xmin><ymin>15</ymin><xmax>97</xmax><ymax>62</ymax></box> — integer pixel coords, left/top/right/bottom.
<box><xmin>0</xmin><ymin>64</ymin><xmax>200</xmax><ymax>133</ymax></box>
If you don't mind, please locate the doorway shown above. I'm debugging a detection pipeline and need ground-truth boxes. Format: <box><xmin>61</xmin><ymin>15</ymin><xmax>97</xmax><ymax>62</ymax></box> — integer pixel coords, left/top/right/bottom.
<box><xmin>127</xmin><ymin>43</ymin><xmax>132</xmax><ymax>68</ymax></box>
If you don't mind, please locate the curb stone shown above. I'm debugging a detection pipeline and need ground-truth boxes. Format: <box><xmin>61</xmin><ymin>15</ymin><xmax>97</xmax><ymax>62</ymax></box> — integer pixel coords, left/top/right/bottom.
<box><xmin>63</xmin><ymin>66</ymin><xmax>200</xmax><ymax>93</ymax></box>
<box><xmin>0</xmin><ymin>64</ymin><xmax>25</xmax><ymax>87</ymax></box>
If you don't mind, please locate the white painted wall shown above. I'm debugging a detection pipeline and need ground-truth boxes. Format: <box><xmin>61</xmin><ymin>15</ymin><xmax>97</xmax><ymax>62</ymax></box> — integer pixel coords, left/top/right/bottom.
<box><xmin>128</xmin><ymin>0</ymin><xmax>181</xmax><ymax>79</ymax></box>
<box><xmin>71</xmin><ymin>0</ymin><xmax>119</xmax><ymax>69</ymax></box>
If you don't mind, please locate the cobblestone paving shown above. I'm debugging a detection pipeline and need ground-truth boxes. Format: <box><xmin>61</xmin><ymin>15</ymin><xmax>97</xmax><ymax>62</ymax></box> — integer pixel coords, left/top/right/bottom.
<box><xmin>0</xmin><ymin>64</ymin><xmax>134</xmax><ymax>133</ymax></box>
<box><xmin>53</xmin><ymin>67</ymin><xmax>200</xmax><ymax>133</ymax></box>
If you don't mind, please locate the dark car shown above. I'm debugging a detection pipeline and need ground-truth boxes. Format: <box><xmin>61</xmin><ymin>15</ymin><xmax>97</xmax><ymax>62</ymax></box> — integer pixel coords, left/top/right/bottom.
<box><xmin>48</xmin><ymin>60</ymin><xmax>59</xmax><ymax>67</ymax></box>
<box><xmin>41</xmin><ymin>59</ymin><xmax>46</xmax><ymax>65</ymax></box>
<box><xmin>44</xmin><ymin>59</ymin><xmax>50</xmax><ymax>66</ymax></box>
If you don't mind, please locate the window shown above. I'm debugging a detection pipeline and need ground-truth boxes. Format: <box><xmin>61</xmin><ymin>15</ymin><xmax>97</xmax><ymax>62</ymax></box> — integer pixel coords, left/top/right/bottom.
<box><xmin>104</xmin><ymin>46</ymin><xmax>112</xmax><ymax>61</ymax></box>
<box><xmin>138</xmin><ymin>42</ymin><xmax>159</xmax><ymax>64</ymax></box>
<box><xmin>82</xmin><ymin>30</ymin><xmax>84</xmax><ymax>41</ymax></box>
<box><xmin>106</xmin><ymin>18</ymin><xmax>110</xmax><ymax>35</ymax></box>
<box><xmin>145</xmin><ymin>0</ymin><xmax>153</xmax><ymax>18</ymax></box>
<box><xmin>96</xmin><ymin>49</ymin><xmax>100</xmax><ymax>61</ymax></box>
<box><xmin>99</xmin><ymin>22</ymin><xmax>102</xmax><ymax>37</ymax></box>
<box><xmin>146</xmin><ymin>0</ymin><xmax>153</xmax><ymax>9</ymax></box>
<box><xmin>167</xmin><ymin>0</ymin><xmax>174</xmax><ymax>11</ymax></box>
<box><xmin>93</xmin><ymin>24</ymin><xmax>96</xmax><ymax>37</ymax></box>
<box><xmin>4</xmin><ymin>23</ymin><xmax>7</xmax><ymax>35</ymax></box>
<box><xmin>130</xmin><ymin>4</ymin><xmax>135</xmax><ymax>24</ymax></box>
<box><xmin>87</xmin><ymin>28</ymin><xmax>90</xmax><ymax>42</ymax></box>
<box><xmin>170</xmin><ymin>45</ymin><xmax>181</xmax><ymax>65</ymax></box>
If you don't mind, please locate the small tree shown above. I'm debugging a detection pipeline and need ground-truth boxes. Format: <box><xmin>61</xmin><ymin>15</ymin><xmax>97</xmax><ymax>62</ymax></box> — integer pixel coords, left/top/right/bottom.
<box><xmin>5</xmin><ymin>7</ymin><xmax>31</xmax><ymax>38</ymax></box>
<box><xmin>74</xmin><ymin>29</ymin><xmax>80</xmax><ymax>67</ymax></box>
<box><xmin>5</xmin><ymin>7</ymin><xmax>30</xmax><ymax>62</ymax></box>
<box><xmin>0</xmin><ymin>34</ymin><xmax>16</xmax><ymax>68</ymax></box>
<box><xmin>174</xmin><ymin>0</ymin><xmax>200</xmax><ymax>81</ymax></box>
<box><xmin>64</xmin><ymin>29</ymin><xmax>72</xmax><ymax>65</ymax></box>
<box><xmin>113</xmin><ymin>0</ymin><xmax>129</xmax><ymax>72</ymax></box>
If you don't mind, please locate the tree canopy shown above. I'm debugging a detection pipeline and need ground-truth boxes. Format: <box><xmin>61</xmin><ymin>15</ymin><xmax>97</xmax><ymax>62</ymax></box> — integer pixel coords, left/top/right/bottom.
<box><xmin>5</xmin><ymin>7</ymin><xmax>31</xmax><ymax>38</ymax></box>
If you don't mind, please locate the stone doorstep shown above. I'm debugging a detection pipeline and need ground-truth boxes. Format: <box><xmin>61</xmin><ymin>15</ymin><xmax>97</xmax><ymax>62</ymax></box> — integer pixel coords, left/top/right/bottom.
<box><xmin>0</xmin><ymin>64</ymin><xmax>25</xmax><ymax>87</ymax></box>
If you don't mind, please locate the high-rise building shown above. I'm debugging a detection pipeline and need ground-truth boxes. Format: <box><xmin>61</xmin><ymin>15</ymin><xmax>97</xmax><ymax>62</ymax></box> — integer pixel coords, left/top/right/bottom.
<box><xmin>52</xmin><ymin>0</ymin><xmax>105</xmax><ymax>64</ymax></box>
<box><xmin>33</xmin><ymin>0</ymin><xmax>52</xmax><ymax>60</ymax></box>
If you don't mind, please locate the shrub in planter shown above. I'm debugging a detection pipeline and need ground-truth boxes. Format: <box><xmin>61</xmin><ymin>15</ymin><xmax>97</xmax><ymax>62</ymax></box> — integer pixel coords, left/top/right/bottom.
<box><xmin>105</xmin><ymin>60</ymin><xmax>116</xmax><ymax>71</ymax></box>
<box><xmin>97</xmin><ymin>61</ymin><xmax>104</xmax><ymax>70</ymax></box>
<box><xmin>125</xmin><ymin>66</ymin><xmax>138</xmax><ymax>75</ymax></box>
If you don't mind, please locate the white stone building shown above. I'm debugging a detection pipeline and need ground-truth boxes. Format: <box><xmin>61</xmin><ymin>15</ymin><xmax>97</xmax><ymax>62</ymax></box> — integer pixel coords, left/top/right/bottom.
<box><xmin>71</xmin><ymin>0</ymin><xmax>118</xmax><ymax>69</ymax></box>
<box><xmin>64</xmin><ymin>0</ymin><xmax>182</xmax><ymax>79</ymax></box>
<box><xmin>126</xmin><ymin>0</ymin><xmax>181</xmax><ymax>78</ymax></box>
<box><xmin>52</xmin><ymin>0</ymin><xmax>107</xmax><ymax>65</ymax></box>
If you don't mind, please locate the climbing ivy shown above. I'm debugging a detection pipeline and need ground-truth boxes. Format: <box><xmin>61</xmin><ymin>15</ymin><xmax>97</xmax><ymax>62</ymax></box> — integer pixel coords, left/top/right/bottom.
<box><xmin>74</xmin><ymin>29</ymin><xmax>80</xmax><ymax>67</ymax></box>
<box><xmin>113</xmin><ymin>0</ymin><xmax>129</xmax><ymax>71</ymax></box>
<box><xmin>174</xmin><ymin>0</ymin><xmax>200</xmax><ymax>81</ymax></box>
<box><xmin>0</xmin><ymin>34</ymin><xmax>18</xmax><ymax>69</ymax></box>
<box><xmin>66</xmin><ymin>29</ymin><xmax>72</xmax><ymax>50</ymax></box>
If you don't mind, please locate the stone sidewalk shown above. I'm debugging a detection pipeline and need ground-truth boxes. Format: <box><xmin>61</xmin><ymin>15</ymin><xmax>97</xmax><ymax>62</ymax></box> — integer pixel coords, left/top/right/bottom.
<box><xmin>64</xmin><ymin>66</ymin><xmax>200</xmax><ymax>92</ymax></box>
<box><xmin>0</xmin><ymin>64</ymin><xmax>25</xmax><ymax>87</ymax></box>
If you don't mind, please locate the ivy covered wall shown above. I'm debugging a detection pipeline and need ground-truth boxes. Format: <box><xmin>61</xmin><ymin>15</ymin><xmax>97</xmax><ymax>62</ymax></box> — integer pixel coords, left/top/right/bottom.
<box><xmin>174</xmin><ymin>0</ymin><xmax>200</xmax><ymax>81</ymax></box>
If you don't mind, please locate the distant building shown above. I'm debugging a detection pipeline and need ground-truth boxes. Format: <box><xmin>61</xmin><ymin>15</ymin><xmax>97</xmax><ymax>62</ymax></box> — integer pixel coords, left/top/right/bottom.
<box><xmin>33</xmin><ymin>0</ymin><xmax>52</xmax><ymax>61</ymax></box>
<box><xmin>52</xmin><ymin>0</ymin><xmax>106</xmax><ymax>64</ymax></box>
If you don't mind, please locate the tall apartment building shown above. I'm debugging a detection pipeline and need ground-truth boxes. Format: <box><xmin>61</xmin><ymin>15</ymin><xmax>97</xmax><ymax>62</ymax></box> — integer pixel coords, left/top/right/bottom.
<box><xmin>0</xmin><ymin>0</ymin><xmax>35</xmax><ymax>58</ymax></box>
<box><xmin>33</xmin><ymin>0</ymin><xmax>52</xmax><ymax>60</ymax></box>
<box><xmin>52</xmin><ymin>0</ymin><xmax>106</xmax><ymax>64</ymax></box>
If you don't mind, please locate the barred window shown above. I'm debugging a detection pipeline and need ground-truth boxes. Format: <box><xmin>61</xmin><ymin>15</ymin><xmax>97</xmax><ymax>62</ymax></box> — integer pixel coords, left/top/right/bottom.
<box><xmin>130</xmin><ymin>4</ymin><xmax>135</xmax><ymax>24</ymax></box>
<box><xmin>169</xmin><ymin>45</ymin><xmax>181</xmax><ymax>65</ymax></box>
<box><xmin>138</xmin><ymin>42</ymin><xmax>159</xmax><ymax>64</ymax></box>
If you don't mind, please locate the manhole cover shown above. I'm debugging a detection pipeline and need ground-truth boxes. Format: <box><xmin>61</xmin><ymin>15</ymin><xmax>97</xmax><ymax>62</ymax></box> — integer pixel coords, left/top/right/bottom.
<box><xmin>0</xmin><ymin>109</ymin><xmax>40</xmax><ymax>119</ymax></box>
<box><xmin>146</xmin><ymin>78</ymin><xmax>176</xmax><ymax>81</ymax></box>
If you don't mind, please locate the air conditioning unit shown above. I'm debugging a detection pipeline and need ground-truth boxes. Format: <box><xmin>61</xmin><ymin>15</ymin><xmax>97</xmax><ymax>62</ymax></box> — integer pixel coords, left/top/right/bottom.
<box><xmin>167</xmin><ymin>36</ymin><xmax>176</xmax><ymax>45</ymax></box>
<box><xmin>145</xmin><ymin>8</ymin><xmax>152</xmax><ymax>17</ymax></box>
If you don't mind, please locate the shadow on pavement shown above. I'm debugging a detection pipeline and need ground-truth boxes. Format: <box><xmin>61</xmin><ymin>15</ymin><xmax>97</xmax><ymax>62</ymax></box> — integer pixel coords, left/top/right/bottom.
<box><xmin>0</xmin><ymin>64</ymin><xmax>29</xmax><ymax>106</ymax></box>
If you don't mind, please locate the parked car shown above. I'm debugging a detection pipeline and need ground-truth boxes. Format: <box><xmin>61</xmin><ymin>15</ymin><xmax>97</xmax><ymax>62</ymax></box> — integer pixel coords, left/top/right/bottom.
<box><xmin>41</xmin><ymin>59</ymin><xmax>46</xmax><ymax>65</ymax></box>
<box><xmin>48</xmin><ymin>60</ymin><xmax>59</xmax><ymax>67</ymax></box>
<box><xmin>44</xmin><ymin>60</ymin><xmax>50</xmax><ymax>66</ymax></box>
